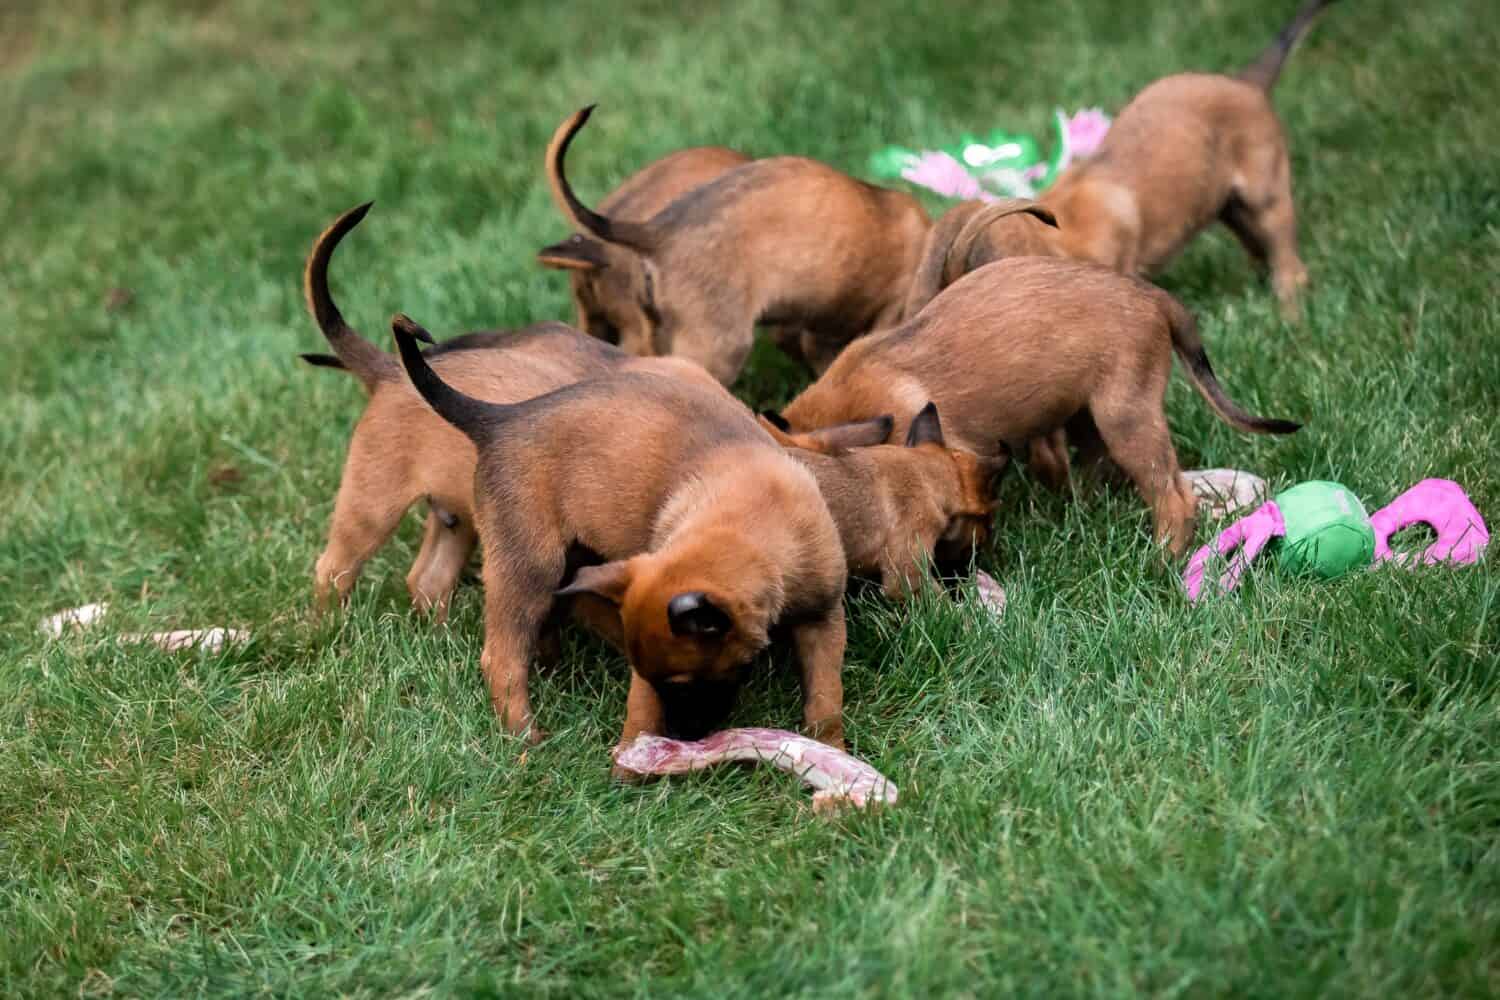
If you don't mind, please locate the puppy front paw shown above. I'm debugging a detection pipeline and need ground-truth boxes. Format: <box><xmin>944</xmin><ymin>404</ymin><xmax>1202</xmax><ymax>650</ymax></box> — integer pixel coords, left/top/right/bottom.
<box><xmin>806</xmin><ymin>720</ymin><xmax>845</xmax><ymax>752</ymax></box>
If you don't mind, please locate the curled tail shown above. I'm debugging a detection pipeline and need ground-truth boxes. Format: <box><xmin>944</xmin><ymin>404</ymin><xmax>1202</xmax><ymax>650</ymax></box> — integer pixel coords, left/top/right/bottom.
<box><xmin>1238</xmin><ymin>0</ymin><xmax>1339</xmax><ymax>92</ymax></box>
<box><xmin>1161</xmin><ymin>294</ymin><xmax>1301</xmax><ymax>435</ymax></box>
<box><xmin>903</xmin><ymin>199</ymin><xmax>1059</xmax><ymax>318</ymax></box>
<box><xmin>303</xmin><ymin>202</ymin><xmax>406</xmax><ymax>391</ymax></box>
<box><xmin>391</xmin><ymin>314</ymin><xmax>508</xmax><ymax>444</ymax></box>
<box><xmin>903</xmin><ymin>202</ymin><xmax>985</xmax><ymax>319</ymax></box>
<box><xmin>545</xmin><ymin>106</ymin><xmax>657</xmax><ymax>252</ymax></box>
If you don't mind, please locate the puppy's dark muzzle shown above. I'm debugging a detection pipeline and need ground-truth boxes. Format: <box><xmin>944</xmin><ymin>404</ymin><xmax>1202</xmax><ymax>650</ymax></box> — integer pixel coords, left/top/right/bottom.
<box><xmin>654</xmin><ymin>678</ymin><xmax>743</xmax><ymax>740</ymax></box>
<box><xmin>934</xmin><ymin>536</ymin><xmax>982</xmax><ymax>580</ymax></box>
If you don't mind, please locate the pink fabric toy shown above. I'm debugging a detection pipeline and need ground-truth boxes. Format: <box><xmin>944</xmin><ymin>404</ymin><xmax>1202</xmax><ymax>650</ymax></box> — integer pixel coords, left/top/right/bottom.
<box><xmin>1062</xmin><ymin>108</ymin><xmax>1111</xmax><ymax>158</ymax></box>
<box><xmin>1183</xmin><ymin>478</ymin><xmax>1487</xmax><ymax>603</ymax></box>
<box><xmin>901</xmin><ymin>151</ymin><xmax>990</xmax><ymax>202</ymax></box>
<box><xmin>1370</xmin><ymin>478</ymin><xmax>1489</xmax><ymax>566</ymax></box>
<box><xmin>1182</xmin><ymin>502</ymin><xmax>1287</xmax><ymax>603</ymax></box>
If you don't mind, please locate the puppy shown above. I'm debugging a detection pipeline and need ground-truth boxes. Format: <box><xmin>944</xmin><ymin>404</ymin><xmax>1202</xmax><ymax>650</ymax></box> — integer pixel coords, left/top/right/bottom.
<box><xmin>539</xmin><ymin>105</ymin><xmax>931</xmax><ymax>384</ymax></box>
<box><xmin>902</xmin><ymin>0</ymin><xmax>1339</xmax><ymax>320</ymax></box>
<box><xmin>302</xmin><ymin>202</ymin><xmax>719</xmax><ymax>620</ymax></box>
<box><xmin>775</xmin><ymin>257</ymin><xmax>1300</xmax><ymax>558</ymax></box>
<box><xmin>538</xmin><ymin>144</ymin><xmax>750</xmax><ymax>347</ymax></box>
<box><xmin>763</xmin><ymin>406</ymin><xmax>1006</xmax><ymax>598</ymax></box>
<box><xmin>390</xmin><ymin>315</ymin><xmax>850</xmax><ymax>753</ymax></box>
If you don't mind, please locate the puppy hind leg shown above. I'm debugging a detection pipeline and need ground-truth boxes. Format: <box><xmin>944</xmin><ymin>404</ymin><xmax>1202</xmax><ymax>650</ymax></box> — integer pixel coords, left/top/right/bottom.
<box><xmin>1026</xmin><ymin>429</ymin><xmax>1073</xmax><ymax>493</ymax></box>
<box><xmin>1067</xmin><ymin>410</ymin><xmax>1125</xmax><ymax>491</ymax></box>
<box><xmin>1093</xmin><ymin>405</ymin><xmax>1198</xmax><ymax>558</ymax></box>
<box><xmin>406</xmin><ymin>510</ymin><xmax>478</xmax><ymax>624</ymax></box>
<box><xmin>478</xmin><ymin>542</ymin><xmax>566</xmax><ymax>743</ymax></box>
<box><xmin>1231</xmin><ymin>155</ymin><xmax>1308</xmax><ymax>321</ymax></box>
<box><xmin>314</xmin><ymin>488</ymin><xmax>411</xmax><ymax>614</ymax></box>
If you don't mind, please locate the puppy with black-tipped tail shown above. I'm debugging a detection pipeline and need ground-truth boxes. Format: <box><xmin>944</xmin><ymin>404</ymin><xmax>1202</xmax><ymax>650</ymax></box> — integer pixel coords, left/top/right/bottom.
<box><xmin>774</xmin><ymin>257</ymin><xmax>1301</xmax><ymax>559</ymax></box>
<box><xmin>389</xmin><ymin>314</ymin><xmax>850</xmax><ymax>764</ymax></box>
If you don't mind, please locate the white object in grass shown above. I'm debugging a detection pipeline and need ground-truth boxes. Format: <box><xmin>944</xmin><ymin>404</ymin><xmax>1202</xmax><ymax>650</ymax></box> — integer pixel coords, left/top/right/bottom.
<box><xmin>1183</xmin><ymin>469</ymin><xmax>1269</xmax><ymax>518</ymax></box>
<box><xmin>38</xmin><ymin>602</ymin><xmax>111</xmax><ymax>637</ymax></box>
<box><xmin>39</xmin><ymin>602</ymin><xmax>247</xmax><ymax>652</ymax></box>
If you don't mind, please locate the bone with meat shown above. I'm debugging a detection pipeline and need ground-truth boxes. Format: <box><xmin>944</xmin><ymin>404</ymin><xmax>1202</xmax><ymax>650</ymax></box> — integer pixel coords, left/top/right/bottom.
<box><xmin>613</xmin><ymin>727</ymin><xmax>898</xmax><ymax>812</ymax></box>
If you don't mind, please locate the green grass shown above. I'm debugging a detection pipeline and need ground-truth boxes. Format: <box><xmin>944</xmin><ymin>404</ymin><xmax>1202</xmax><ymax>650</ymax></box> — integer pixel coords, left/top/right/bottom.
<box><xmin>3</xmin><ymin>0</ymin><xmax>1499</xmax><ymax>995</ymax></box>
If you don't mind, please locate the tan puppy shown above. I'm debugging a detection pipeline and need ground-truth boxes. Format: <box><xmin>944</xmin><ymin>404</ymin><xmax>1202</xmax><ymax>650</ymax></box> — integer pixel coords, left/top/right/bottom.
<box><xmin>902</xmin><ymin>0</ymin><xmax>1339</xmax><ymax>320</ymax></box>
<box><xmin>539</xmin><ymin>145</ymin><xmax>750</xmax><ymax>344</ymax></box>
<box><xmin>302</xmin><ymin>202</ymin><xmax>718</xmax><ymax>620</ymax></box>
<box><xmin>391</xmin><ymin>315</ymin><xmax>850</xmax><ymax>753</ymax></box>
<box><xmin>776</xmin><ymin>257</ymin><xmax>1300</xmax><ymax>558</ymax></box>
<box><xmin>765</xmin><ymin>405</ymin><xmax>1005</xmax><ymax>597</ymax></box>
<box><xmin>539</xmin><ymin>106</ymin><xmax>931</xmax><ymax>384</ymax></box>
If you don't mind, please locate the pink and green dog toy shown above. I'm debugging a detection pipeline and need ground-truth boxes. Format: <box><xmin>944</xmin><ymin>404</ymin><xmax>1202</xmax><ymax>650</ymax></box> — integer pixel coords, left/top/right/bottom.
<box><xmin>1183</xmin><ymin>479</ymin><xmax>1488</xmax><ymax>602</ymax></box>
<box><xmin>870</xmin><ymin>109</ymin><xmax>1111</xmax><ymax>201</ymax></box>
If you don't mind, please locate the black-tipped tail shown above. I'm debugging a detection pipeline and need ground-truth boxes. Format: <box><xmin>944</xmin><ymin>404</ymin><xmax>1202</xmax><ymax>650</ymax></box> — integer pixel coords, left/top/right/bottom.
<box><xmin>1185</xmin><ymin>349</ymin><xmax>1302</xmax><ymax>435</ymax></box>
<box><xmin>545</xmin><ymin>106</ymin><xmax>657</xmax><ymax>252</ymax></box>
<box><xmin>303</xmin><ymin>201</ymin><xmax>394</xmax><ymax>391</ymax></box>
<box><xmin>1238</xmin><ymin>0</ymin><xmax>1339</xmax><ymax>93</ymax></box>
<box><xmin>391</xmin><ymin>314</ymin><xmax>507</xmax><ymax>443</ymax></box>
<box><xmin>1163</xmin><ymin>295</ymin><xmax>1302</xmax><ymax>436</ymax></box>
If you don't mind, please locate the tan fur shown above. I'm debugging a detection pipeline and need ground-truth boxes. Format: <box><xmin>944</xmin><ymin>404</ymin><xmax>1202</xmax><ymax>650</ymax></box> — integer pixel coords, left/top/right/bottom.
<box><xmin>393</xmin><ymin>318</ymin><xmax>849</xmax><ymax>759</ymax></box>
<box><xmin>780</xmin><ymin>257</ymin><xmax>1299</xmax><ymax>558</ymax></box>
<box><xmin>902</xmin><ymin>0</ymin><xmax>1338</xmax><ymax>321</ymax></box>
<box><xmin>539</xmin><ymin>106</ymin><xmax>931</xmax><ymax>385</ymax></box>
<box><xmin>303</xmin><ymin>203</ymin><xmax>721</xmax><ymax>621</ymax></box>
<box><xmin>540</xmin><ymin>145</ymin><xmax>751</xmax><ymax>349</ymax></box>
<box><xmin>783</xmin><ymin>407</ymin><xmax>1005</xmax><ymax>599</ymax></box>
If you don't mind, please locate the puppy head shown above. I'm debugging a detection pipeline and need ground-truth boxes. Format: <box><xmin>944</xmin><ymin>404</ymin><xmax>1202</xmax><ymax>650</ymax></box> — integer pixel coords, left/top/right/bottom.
<box><xmin>556</xmin><ymin>556</ymin><xmax>772</xmax><ymax>738</ymax></box>
<box><xmin>538</xmin><ymin>234</ymin><xmax>659</xmax><ymax>353</ymax></box>
<box><xmin>902</xmin><ymin>404</ymin><xmax>1009</xmax><ymax>571</ymax></box>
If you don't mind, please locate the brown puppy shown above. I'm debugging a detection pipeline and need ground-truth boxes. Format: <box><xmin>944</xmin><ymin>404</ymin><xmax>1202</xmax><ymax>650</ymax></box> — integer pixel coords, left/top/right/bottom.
<box><xmin>539</xmin><ymin>145</ymin><xmax>750</xmax><ymax>347</ymax></box>
<box><xmin>765</xmin><ymin>405</ymin><xmax>1005</xmax><ymax>598</ymax></box>
<box><xmin>902</xmin><ymin>0</ymin><xmax>1339</xmax><ymax>320</ymax></box>
<box><xmin>776</xmin><ymin>257</ymin><xmax>1300</xmax><ymax>558</ymax></box>
<box><xmin>391</xmin><ymin>315</ymin><xmax>850</xmax><ymax>753</ymax></box>
<box><xmin>302</xmin><ymin>202</ymin><xmax>719</xmax><ymax>620</ymax></box>
<box><xmin>539</xmin><ymin>106</ymin><xmax>931</xmax><ymax>384</ymax></box>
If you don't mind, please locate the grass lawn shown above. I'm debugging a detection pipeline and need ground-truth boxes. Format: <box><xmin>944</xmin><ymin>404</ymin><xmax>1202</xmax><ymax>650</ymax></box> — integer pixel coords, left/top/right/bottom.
<box><xmin>3</xmin><ymin>0</ymin><xmax>1498</xmax><ymax>995</ymax></box>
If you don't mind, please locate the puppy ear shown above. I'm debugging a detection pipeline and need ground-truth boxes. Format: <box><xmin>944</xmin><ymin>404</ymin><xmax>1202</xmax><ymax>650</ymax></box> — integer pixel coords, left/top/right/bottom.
<box><xmin>667</xmin><ymin>592</ymin><xmax>733</xmax><ymax>638</ymax></box>
<box><xmin>555</xmin><ymin>560</ymin><xmax>634</xmax><ymax>605</ymax></box>
<box><xmin>757</xmin><ymin>413</ymin><xmax>801</xmax><ymax>449</ymax></box>
<box><xmin>905</xmin><ymin>402</ymin><xmax>945</xmax><ymax>448</ymax></box>
<box><xmin>807</xmin><ymin>416</ymin><xmax>895</xmax><ymax>451</ymax></box>
<box><xmin>758</xmin><ymin>414</ymin><xmax>894</xmax><ymax>453</ymax></box>
<box><xmin>538</xmin><ymin>234</ymin><xmax>607</xmax><ymax>271</ymax></box>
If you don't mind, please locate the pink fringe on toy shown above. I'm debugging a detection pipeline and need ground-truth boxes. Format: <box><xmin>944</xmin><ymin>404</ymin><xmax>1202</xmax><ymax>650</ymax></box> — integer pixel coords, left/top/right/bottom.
<box><xmin>1370</xmin><ymin>478</ymin><xmax>1489</xmax><ymax>566</ymax></box>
